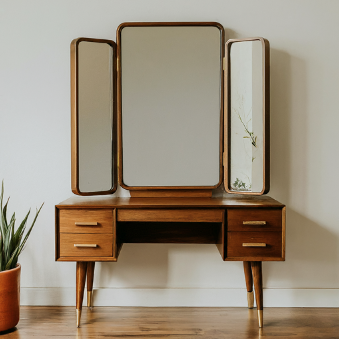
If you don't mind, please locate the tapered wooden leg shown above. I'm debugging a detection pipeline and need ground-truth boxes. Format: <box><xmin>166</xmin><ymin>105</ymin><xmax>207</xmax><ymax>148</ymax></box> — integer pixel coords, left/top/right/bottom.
<box><xmin>87</xmin><ymin>262</ymin><xmax>95</xmax><ymax>308</ymax></box>
<box><xmin>243</xmin><ymin>261</ymin><xmax>254</xmax><ymax>309</ymax></box>
<box><xmin>251</xmin><ymin>261</ymin><xmax>263</xmax><ymax>328</ymax></box>
<box><xmin>76</xmin><ymin>262</ymin><xmax>87</xmax><ymax>327</ymax></box>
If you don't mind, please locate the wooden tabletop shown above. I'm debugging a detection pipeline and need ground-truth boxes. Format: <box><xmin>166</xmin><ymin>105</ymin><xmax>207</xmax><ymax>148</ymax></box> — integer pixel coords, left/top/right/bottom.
<box><xmin>56</xmin><ymin>195</ymin><xmax>284</xmax><ymax>209</ymax></box>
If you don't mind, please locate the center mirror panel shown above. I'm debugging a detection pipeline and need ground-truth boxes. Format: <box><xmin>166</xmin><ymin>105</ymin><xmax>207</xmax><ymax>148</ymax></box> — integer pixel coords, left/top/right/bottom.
<box><xmin>118</xmin><ymin>23</ymin><xmax>224</xmax><ymax>189</ymax></box>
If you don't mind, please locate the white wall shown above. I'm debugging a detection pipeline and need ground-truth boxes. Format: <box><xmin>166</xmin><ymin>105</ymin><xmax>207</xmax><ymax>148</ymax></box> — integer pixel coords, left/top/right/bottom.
<box><xmin>1</xmin><ymin>0</ymin><xmax>338</xmax><ymax>307</ymax></box>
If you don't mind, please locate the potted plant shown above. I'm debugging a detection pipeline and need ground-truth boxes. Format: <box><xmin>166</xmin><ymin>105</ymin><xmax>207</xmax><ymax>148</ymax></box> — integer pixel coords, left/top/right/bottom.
<box><xmin>0</xmin><ymin>182</ymin><xmax>43</xmax><ymax>332</ymax></box>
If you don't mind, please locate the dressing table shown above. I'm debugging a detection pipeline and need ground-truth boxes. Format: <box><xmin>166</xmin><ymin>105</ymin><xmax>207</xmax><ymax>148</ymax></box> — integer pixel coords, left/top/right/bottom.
<box><xmin>55</xmin><ymin>22</ymin><xmax>286</xmax><ymax>329</ymax></box>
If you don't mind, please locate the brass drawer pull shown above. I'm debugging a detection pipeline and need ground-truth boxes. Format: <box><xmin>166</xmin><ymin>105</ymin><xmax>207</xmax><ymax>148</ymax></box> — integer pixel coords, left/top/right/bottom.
<box><xmin>242</xmin><ymin>243</ymin><xmax>267</xmax><ymax>247</ymax></box>
<box><xmin>243</xmin><ymin>221</ymin><xmax>266</xmax><ymax>226</ymax></box>
<box><xmin>75</xmin><ymin>222</ymin><xmax>98</xmax><ymax>226</ymax></box>
<box><xmin>74</xmin><ymin>244</ymin><xmax>98</xmax><ymax>248</ymax></box>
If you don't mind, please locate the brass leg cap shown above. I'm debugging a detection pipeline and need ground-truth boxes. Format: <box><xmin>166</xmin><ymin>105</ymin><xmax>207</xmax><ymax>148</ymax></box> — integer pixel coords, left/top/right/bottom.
<box><xmin>76</xmin><ymin>309</ymin><xmax>81</xmax><ymax>328</ymax></box>
<box><xmin>87</xmin><ymin>291</ymin><xmax>93</xmax><ymax>308</ymax></box>
<box><xmin>247</xmin><ymin>291</ymin><xmax>254</xmax><ymax>309</ymax></box>
<box><xmin>258</xmin><ymin>310</ymin><xmax>263</xmax><ymax>328</ymax></box>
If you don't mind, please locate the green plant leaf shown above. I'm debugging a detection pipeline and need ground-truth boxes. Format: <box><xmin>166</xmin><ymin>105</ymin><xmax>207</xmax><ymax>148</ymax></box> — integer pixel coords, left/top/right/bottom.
<box><xmin>15</xmin><ymin>204</ymin><xmax>43</xmax><ymax>260</ymax></box>
<box><xmin>0</xmin><ymin>182</ymin><xmax>43</xmax><ymax>272</ymax></box>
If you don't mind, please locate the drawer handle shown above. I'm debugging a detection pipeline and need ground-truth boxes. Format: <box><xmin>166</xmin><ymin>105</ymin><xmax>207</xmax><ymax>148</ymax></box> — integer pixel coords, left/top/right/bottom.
<box><xmin>242</xmin><ymin>243</ymin><xmax>267</xmax><ymax>247</ymax></box>
<box><xmin>75</xmin><ymin>222</ymin><xmax>98</xmax><ymax>226</ymax></box>
<box><xmin>243</xmin><ymin>221</ymin><xmax>266</xmax><ymax>226</ymax></box>
<box><xmin>74</xmin><ymin>244</ymin><xmax>98</xmax><ymax>248</ymax></box>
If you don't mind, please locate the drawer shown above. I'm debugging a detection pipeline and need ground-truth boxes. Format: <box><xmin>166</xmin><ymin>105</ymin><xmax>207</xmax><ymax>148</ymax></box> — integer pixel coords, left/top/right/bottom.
<box><xmin>227</xmin><ymin>232</ymin><xmax>282</xmax><ymax>259</ymax></box>
<box><xmin>60</xmin><ymin>233</ymin><xmax>113</xmax><ymax>257</ymax></box>
<box><xmin>117</xmin><ymin>209</ymin><xmax>224</xmax><ymax>223</ymax></box>
<box><xmin>59</xmin><ymin>209</ymin><xmax>113</xmax><ymax>233</ymax></box>
<box><xmin>227</xmin><ymin>209</ymin><xmax>282</xmax><ymax>232</ymax></box>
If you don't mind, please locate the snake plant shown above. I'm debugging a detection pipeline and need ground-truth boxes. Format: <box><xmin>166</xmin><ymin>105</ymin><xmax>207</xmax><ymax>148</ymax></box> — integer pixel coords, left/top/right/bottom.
<box><xmin>0</xmin><ymin>182</ymin><xmax>43</xmax><ymax>272</ymax></box>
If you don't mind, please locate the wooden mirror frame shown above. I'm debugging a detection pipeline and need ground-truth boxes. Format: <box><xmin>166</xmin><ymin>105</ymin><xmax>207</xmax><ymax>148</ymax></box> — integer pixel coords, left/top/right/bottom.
<box><xmin>224</xmin><ymin>37</ymin><xmax>270</xmax><ymax>195</ymax></box>
<box><xmin>116</xmin><ymin>22</ymin><xmax>225</xmax><ymax>197</ymax></box>
<box><xmin>71</xmin><ymin>37</ymin><xmax>118</xmax><ymax>196</ymax></box>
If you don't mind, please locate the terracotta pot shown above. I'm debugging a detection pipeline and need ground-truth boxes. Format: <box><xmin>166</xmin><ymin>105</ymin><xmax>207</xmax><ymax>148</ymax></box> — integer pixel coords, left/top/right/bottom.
<box><xmin>0</xmin><ymin>264</ymin><xmax>21</xmax><ymax>332</ymax></box>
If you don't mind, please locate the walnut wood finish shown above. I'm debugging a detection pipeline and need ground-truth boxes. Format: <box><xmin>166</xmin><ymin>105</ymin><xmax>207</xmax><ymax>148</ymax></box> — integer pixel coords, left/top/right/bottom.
<box><xmin>116</xmin><ymin>22</ymin><xmax>225</xmax><ymax>192</ymax></box>
<box><xmin>56</xmin><ymin>196</ymin><xmax>285</xmax><ymax>328</ymax></box>
<box><xmin>117</xmin><ymin>209</ymin><xmax>224</xmax><ymax>222</ymax></box>
<box><xmin>251</xmin><ymin>261</ymin><xmax>263</xmax><ymax>327</ymax></box>
<box><xmin>60</xmin><ymin>234</ymin><xmax>113</xmax><ymax>257</ymax></box>
<box><xmin>59</xmin><ymin>209</ymin><xmax>113</xmax><ymax>233</ymax></box>
<box><xmin>130</xmin><ymin>190</ymin><xmax>213</xmax><ymax>198</ymax></box>
<box><xmin>227</xmin><ymin>232</ymin><xmax>282</xmax><ymax>259</ymax></box>
<box><xmin>87</xmin><ymin>262</ymin><xmax>95</xmax><ymax>292</ymax></box>
<box><xmin>87</xmin><ymin>262</ymin><xmax>95</xmax><ymax>308</ymax></box>
<box><xmin>57</xmin><ymin>256</ymin><xmax>117</xmax><ymax>262</ymax></box>
<box><xmin>228</xmin><ymin>208</ymin><xmax>282</xmax><ymax>232</ymax></box>
<box><xmin>56</xmin><ymin>196</ymin><xmax>285</xmax><ymax>263</ymax></box>
<box><xmin>70</xmin><ymin>37</ymin><xmax>117</xmax><ymax>196</ymax></box>
<box><xmin>243</xmin><ymin>261</ymin><xmax>253</xmax><ymax>293</ymax></box>
<box><xmin>216</xmin><ymin>209</ymin><xmax>225</xmax><ymax>259</ymax></box>
<box><xmin>282</xmin><ymin>206</ymin><xmax>286</xmax><ymax>260</ymax></box>
<box><xmin>243</xmin><ymin>261</ymin><xmax>254</xmax><ymax>309</ymax></box>
<box><xmin>56</xmin><ymin>195</ymin><xmax>284</xmax><ymax>209</ymax></box>
<box><xmin>224</xmin><ymin>38</ymin><xmax>270</xmax><ymax>195</ymax></box>
<box><xmin>76</xmin><ymin>262</ymin><xmax>87</xmax><ymax>327</ymax></box>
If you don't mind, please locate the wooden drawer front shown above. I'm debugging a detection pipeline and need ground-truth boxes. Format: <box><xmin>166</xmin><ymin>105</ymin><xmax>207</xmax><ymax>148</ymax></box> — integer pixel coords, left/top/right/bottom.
<box><xmin>59</xmin><ymin>209</ymin><xmax>113</xmax><ymax>233</ymax></box>
<box><xmin>60</xmin><ymin>234</ymin><xmax>113</xmax><ymax>257</ymax></box>
<box><xmin>227</xmin><ymin>232</ymin><xmax>282</xmax><ymax>258</ymax></box>
<box><xmin>117</xmin><ymin>209</ymin><xmax>224</xmax><ymax>223</ymax></box>
<box><xmin>228</xmin><ymin>209</ymin><xmax>282</xmax><ymax>232</ymax></box>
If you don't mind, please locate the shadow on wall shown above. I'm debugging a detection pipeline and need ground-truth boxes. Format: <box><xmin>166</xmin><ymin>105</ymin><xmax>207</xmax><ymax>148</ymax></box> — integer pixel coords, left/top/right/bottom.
<box><xmin>286</xmin><ymin>209</ymin><xmax>337</xmax><ymax>264</ymax></box>
<box><xmin>97</xmin><ymin>244</ymin><xmax>170</xmax><ymax>288</ymax></box>
<box><xmin>264</xmin><ymin>208</ymin><xmax>338</xmax><ymax>289</ymax></box>
<box><xmin>264</xmin><ymin>49</ymin><xmax>336</xmax><ymax>286</ymax></box>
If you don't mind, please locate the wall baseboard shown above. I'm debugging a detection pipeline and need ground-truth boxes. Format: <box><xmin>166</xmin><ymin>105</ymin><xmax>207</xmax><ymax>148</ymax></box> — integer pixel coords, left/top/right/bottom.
<box><xmin>20</xmin><ymin>288</ymin><xmax>339</xmax><ymax>307</ymax></box>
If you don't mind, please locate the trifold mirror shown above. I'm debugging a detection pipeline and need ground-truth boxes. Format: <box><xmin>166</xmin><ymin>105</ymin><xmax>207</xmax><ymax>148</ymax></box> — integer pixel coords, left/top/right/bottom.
<box><xmin>71</xmin><ymin>38</ymin><xmax>117</xmax><ymax>195</ymax></box>
<box><xmin>225</xmin><ymin>38</ymin><xmax>270</xmax><ymax>195</ymax></box>
<box><xmin>70</xmin><ymin>23</ymin><xmax>270</xmax><ymax>196</ymax></box>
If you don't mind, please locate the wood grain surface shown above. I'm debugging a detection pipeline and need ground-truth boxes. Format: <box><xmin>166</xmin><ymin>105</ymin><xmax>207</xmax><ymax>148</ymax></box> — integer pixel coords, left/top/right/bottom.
<box><xmin>227</xmin><ymin>208</ymin><xmax>282</xmax><ymax>232</ymax></box>
<box><xmin>227</xmin><ymin>232</ymin><xmax>282</xmax><ymax>259</ymax></box>
<box><xmin>86</xmin><ymin>262</ymin><xmax>95</xmax><ymax>293</ymax></box>
<box><xmin>130</xmin><ymin>190</ymin><xmax>213</xmax><ymax>198</ymax></box>
<box><xmin>243</xmin><ymin>261</ymin><xmax>253</xmax><ymax>292</ymax></box>
<box><xmin>59</xmin><ymin>209</ymin><xmax>113</xmax><ymax>233</ymax></box>
<box><xmin>2</xmin><ymin>306</ymin><xmax>339</xmax><ymax>338</ymax></box>
<box><xmin>75</xmin><ymin>262</ymin><xmax>87</xmax><ymax>310</ymax></box>
<box><xmin>57</xmin><ymin>196</ymin><xmax>285</xmax><ymax>208</ymax></box>
<box><xmin>117</xmin><ymin>209</ymin><xmax>224</xmax><ymax>222</ymax></box>
<box><xmin>60</xmin><ymin>234</ymin><xmax>113</xmax><ymax>257</ymax></box>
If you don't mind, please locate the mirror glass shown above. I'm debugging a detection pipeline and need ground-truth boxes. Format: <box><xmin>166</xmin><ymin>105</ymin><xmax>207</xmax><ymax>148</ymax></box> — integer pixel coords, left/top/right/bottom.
<box><xmin>120</xmin><ymin>25</ymin><xmax>222</xmax><ymax>187</ymax></box>
<box><xmin>229</xmin><ymin>40</ymin><xmax>265</xmax><ymax>193</ymax></box>
<box><xmin>77</xmin><ymin>41</ymin><xmax>115</xmax><ymax>193</ymax></box>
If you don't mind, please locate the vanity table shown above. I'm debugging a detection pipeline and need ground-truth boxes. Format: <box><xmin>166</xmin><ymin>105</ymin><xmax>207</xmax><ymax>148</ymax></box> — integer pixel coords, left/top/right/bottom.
<box><xmin>57</xmin><ymin>22</ymin><xmax>286</xmax><ymax>328</ymax></box>
<box><xmin>55</xmin><ymin>195</ymin><xmax>285</xmax><ymax>328</ymax></box>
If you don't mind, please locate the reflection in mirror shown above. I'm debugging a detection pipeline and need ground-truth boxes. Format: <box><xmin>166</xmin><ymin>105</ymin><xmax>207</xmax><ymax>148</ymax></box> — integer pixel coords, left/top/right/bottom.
<box><xmin>227</xmin><ymin>38</ymin><xmax>269</xmax><ymax>194</ymax></box>
<box><xmin>119</xmin><ymin>24</ymin><xmax>223</xmax><ymax>188</ymax></box>
<box><xmin>71</xmin><ymin>39</ymin><xmax>116</xmax><ymax>195</ymax></box>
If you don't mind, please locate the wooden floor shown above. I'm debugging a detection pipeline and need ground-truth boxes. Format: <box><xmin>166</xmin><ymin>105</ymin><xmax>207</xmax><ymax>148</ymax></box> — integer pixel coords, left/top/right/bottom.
<box><xmin>1</xmin><ymin>306</ymin><xmax>339</xmax><ymax>338</ymax></box>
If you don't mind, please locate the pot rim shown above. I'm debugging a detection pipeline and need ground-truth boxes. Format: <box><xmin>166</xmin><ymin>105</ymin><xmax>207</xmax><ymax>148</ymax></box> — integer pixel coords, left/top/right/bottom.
<box><xmin>0</xmin><ymin>263</ymin><xmax>21</xmax><ymax>274</ymax></box>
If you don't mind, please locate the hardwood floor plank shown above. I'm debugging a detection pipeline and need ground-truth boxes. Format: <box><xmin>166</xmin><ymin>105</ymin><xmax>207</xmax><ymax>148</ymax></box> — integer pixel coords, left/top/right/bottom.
<box><xmin>2</xmin><ymin>306</ymin><xmax>339</xmax><ymax>338</ymax></box>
